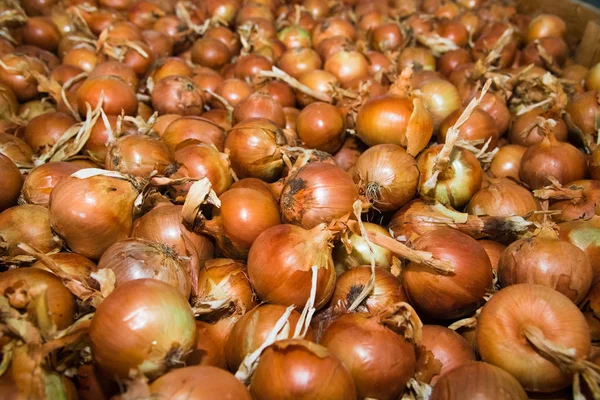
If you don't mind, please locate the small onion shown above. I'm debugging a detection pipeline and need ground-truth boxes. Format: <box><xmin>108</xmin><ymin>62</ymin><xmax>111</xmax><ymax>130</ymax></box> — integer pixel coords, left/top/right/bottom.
<box><xmin>248</xmin><ymin>223</ymin><xmax>336</xmax><ymax>309</ymax></box>
<box><xmin>151</xmin><ymin>75</ymin><xmax>204</xmax><ymax>116</ymax></box>
<box><xmin>22</xmin><ymin>162</ymin><xmax>81</xmax><ymax>207</ymax></box>
<box><xmin>150</xmin><ymin>366</ymin><xmax>251</xmax><ymax>399</ymax></box>
<box><xmin>321</xmin><ymin>312</ymin><xmax>416</xmax><ymax>400</ymax></box>
<box><xmin>0</xmin><ymin>204</ymin><xmax>61</xmax><ymax>257</ymax></box>
<box><xmin>439</xmin><ymin>108</ymin><xmax>498</xmax><ymax>148</ymax></box>
<box><xmin>296</xmin><ymin>102</ymin><xmax>346</xmax><ymax>154</ymax></box>
<box><xmin>324</xmin><ymin>50</ymin><xmax>369</xmax><ymax>86</ymax></box>
<box><xmin>489</xmin><ymin>144</ymin><xmax>526</xmax><ymax>180</ymax></box>
<box><xmin>565</xmin><ymin>91</ymin><xmax>600</xmax><ymax>150</ymax></box>
<box><xmin>438</xmin><ymin>49</ymin><xmax>473</xmax><ymax>77</ymax></box>
<box><xmin>225</xmin><ymin>304</ymin><xmax>315</xmax><ymax>371</ymax></box>
<box><xmin>509</xmin><ymin>110</ymin><xmax>568</xmax><ymax>147</ymax></box>
<box><xmin>403</xmin><ymin>228</ymin><xmax>493</xmax><ymax>319</ymax></box>
<box><xmin>23</xmin><ymin>112</ymin><xmax>76</xmax><ymax>155</ymax></box>
<box><xmin>421</xmin><ymin>325</ymin><xmax>476</xmax><ymax>385</ymax></box>
<box><xmin>161</xmin><ymin>116</ymin><xmax>226</xmax><ymax>152</ymax></box>
<box><xmin>417</xmin><ymin>79</ymin><xmax>461</xmax><ymax>130</ymax></box>
<box><xmin>477</xmin><ymin>284</ymin><xmax>590</xmax><ymax>392</ymax></box>
<box><xmin>351</xmin><ymin>144</ymin><xmax>419</xmax><ymax>212</ymax></box>
<box><xmin>466</xmin><ymin>178</ymin><xmax>538</xmax><ymax>218</ymax></box>
<box><xmin>97</xmin><ymin>238</ymin><xmax>191</xmax><ymax>298</ymax></box>
<box><xmin>548</xmin><ymin>180</ymin><xmax>600</xmax><ymax>222</ymax></box>
<box><xmin>0</xmin><ymin>154</ymin><xmax>22</xmax><ymax>211</ymax></box>
<box><xmin>251</xmin><ymin>339</ymin><xmax>357</xmax><ymax>400</ymax></box>
<box><xmin>105</xmin><ymin>134</ymin><xmax>172</xmax><ymax>177</ymax></box>
<box><xmin>526</xmin><ymin>14</ymin><xmax>566</xmax><ymax>43</ymax></box>
<box><xmin>280</xmin><ymin>162</ymin><xmax>359</xmax><ymax>229</ymax></box>
<box><xmin>430</xmin><ymin>362</ymin><xmax>528</xmax><ymax>399</ymax></box>
<box><xmin>232</xmin><ymin>92</ymin><xmax>286</xmax><ymax>128</ymax></box>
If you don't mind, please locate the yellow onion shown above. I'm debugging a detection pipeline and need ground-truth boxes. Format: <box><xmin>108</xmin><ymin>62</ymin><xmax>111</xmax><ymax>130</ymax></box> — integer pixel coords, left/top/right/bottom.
<box><xmin>105</xmin><ymin>134</ymin><xmax>172</xmax><ymax>177</ymax></box>
<box><xmin>0</xmin><ymin>204</ymin><xmax>61</xmax><ymax>257</ymax></box>
<box><xmin>333</xmin><ymin>222</ymin><xmax>394</xmax><ymax>273</ymax></box>
<box><xmin>558</xmin><ymin>216</ymin><xmax>600</xmax><ymax>285</ymax></box>
<box><xmin>416</xmin><ymin>79</ymin><xmax>461</xmax><ymax>130</ymax></box>
<box><xmin>0</xmin><ymin>153</ymin><xmax>22</xmax><ymax>211</ymax></box>
<box><xmin>21</xmin><ymin>162</ymin><xmax>81</xmax><ymax>207</ymax></box>
<box><xmin>466</xmin><ymin>178</ymin><xmax>538</xmax><ymax>217</ymax></box>
<box><xmin>422</xmin><ymin>325</ymin><xmax>476</xmax><ymax>385</ymax></box>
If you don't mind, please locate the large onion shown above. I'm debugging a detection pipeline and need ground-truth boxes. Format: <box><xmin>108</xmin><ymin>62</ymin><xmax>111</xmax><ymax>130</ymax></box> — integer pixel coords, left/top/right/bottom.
<box><xmin>89</xmin><ymin>279</ymin><xmax>196</xmax><ymax>379</ymax></box>
<box><xmin>250</xmin><ymin>339</ymin><xmax>357</xmax><ymax>400</ymax></box>
<box><xmin>280</xmin><ymin>162</ymin><xmax>359</xmax><ymax>229</ymax></box>
<box><xmin>321</xmin><ymin>312</ymin><xmax>416</xmax><ymax>400</ymax></box>
<box><xmin>248</xmin><ymin>223</ymin><xmax>336</xmax><ymax>309</ymax></box>
<box><xmin>403</xmin><ymin>228</ymin><xmax>493</xmax><ymax>319</ymax></box>
<box><xmin>49</xmin><ymin>171</ymin><xmax>139</xmax><ymax>260</ymax></box>
<box><xmin>477</xmin><ymin>284</ymin><xmax>591</xmax><ymax>392</ymax></box>
<box><xmin>422</xmin><ymin>325</ymin><xmax>476</xmax><ymax>385</ymax></box>
<box><xmin>97</xmin><ymin>238</ymin><xmax>191</xmax><ymax>298</ymax></box>
<box><xmin>351</xmin><ymin>144</ymin><xmax>419</xmax><ymax>212</ymax></box>
<box><xmin>466</xmin><ymin>178</ymin><xmax>538</xmax><ymax>217</ymax></box>
<box><xmin>0</xmin><ymin>204</ymin><xmax>61</xmax><ymax>257</ymax></box>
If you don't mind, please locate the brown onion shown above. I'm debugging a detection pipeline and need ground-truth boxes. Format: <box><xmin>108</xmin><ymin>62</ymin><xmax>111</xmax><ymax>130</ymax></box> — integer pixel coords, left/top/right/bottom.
<box><xmin>466</xmin><ymin>178</ymin><xmax>538</xmax><ymax>218</ymax></box>
<box><xmin>278</xmin><ymin>47</ymin><xmax>322</xmax><ymax>79</ymax></box>
<box><xmin>161</xmin><ymin>116</ymin><xmax>226</xmax><ymax>152</ymax></box>
<box><xmin>439</xmin><ymin>108</ymin><xmax>498</xmax><ymax>148</ymax></box>
<box><xmin>0</xmin><ymin>54</ymin><xmax>47</xmax><ymax>102</ymax></box>
<box><xmin>422</xmin><ymin>325</ymin><xmax>476</xmax><ymax>385</ymax></box>
<box><xmin>280</xmin><ymin>162</ymin><xmax>359</xmax><ymax>229</ymax></box>
<box><xmin>558</xmin><ymin>217</ymin><xmax>600</xmax><ymax>285</ymax></box>
<box><xmin>0</xmin><ymin>154</ymin><xmax>22</xmax><ymax>211</ymax></box>
<box><xmin>324</xmin><ymin>50</ymin><xmax>369</xmax><ymax>86</ymax></box>
<box><xmin>430</xmin><ymin>362</ymin><xmax>528</xmax><ymax>399</ymax></box>
<box><xmin>586</xmin><ymin>63</ymin><xmax>600</xmax><ymax>91</ymax></box>
<box><xmin>510</xmin><ymin>110</ymin><xmax>568</xmax><ymax>147</ymax></box>
<box><xmin>520</xmin><ymin>37</ymin><xmax>568</xmax><ymax>68</ymax></box>
<box><xmin>296</xmin><ymin>102</ymin><xmax>345</xmax><ymax>153</ymax></box>
<box><xmin>251</xmin><ymin>339</ymin><xmax>357</xmax><ymax>400</ymax></box>
<box><xmin>438</xmin><ymin>49</ymin><xmax>473</xmax><ymax>77</ymax></box>
<box><xmin>321</xmin><ymin>312</ymin><xmax>416</xmax><ymax>400</ymax></box>
<box><xmin>187</xmin><ymin>321</ymin><xmax>227</xmax><ymax>368</ymax></box>
<box><xmin>526</xmin><ymin>14</ymin><xmax>566</xmax><ymax>43</ymax></box>
<box><xmin>90</xmin><ymin>279</ymin><xmax>196</xmax><ymax>379</ymax></box>
<box><xmin>489</xmin><ymin>144</ymin><xmax>526</xmax><ymax>180</ymax></box>
<box><xmin>403</xmin><ymin>228</ymin><xmax>493</xmax><ymax>319</ymax></box>
<box><xmin>77</xmin><ymin>76</ymin><xmax>138</xmax><ymax>117</ymax></box>
<box><xmin>191</xmin><ymin>37</ymin><xmax>231</xmax><ymax>70</ymax></box>
<box><xmin>32</xmin><ymin>252</ymin><xmax>98</xmax><ymax>287</ymax></box>
<box><xmin>105</xmin><ymin>134</ymin><xmax>172</xmax><ymax>177</ymax></box>
<box><xmin>233</xmin><ymin>92</ymin><xmax>286</xmax><ymax>128</ymax></box>
<box><xmin>22</xmin><ymin>162</ymin><xmax>81</xmax><ymax>207</ymax></box>
<box><xmin>398</xmin><ymin>47</ymin><xmax>436</xmax><ymax>71</ymax></box>
<box><xmin>477</xmin><ymin>284</ymin><xmax>590</xmax><ymax>392</ymax></box>
<box><xmin>0</xmin><ymin>133</ymin><xmax>33</xmax><ymax>165</ymax></box>
<box><xmin>333</xmin><ymin>136</ymin><xmax>366</xmax><ymax>171</ymax></box>
<box><xmin>225</xmin><ymin>304</ymin><xmax>315</xmax><ymax>371</ymax></box>
<box><xmin>214</xmin><ymin>78</ymin><xmax>252</xmax><ymax>108</ymax></box>
<box><xmin>479</xmin><ymin>240</ymin><xmax>506</xmax><ymax>274</ymax></box>
<box><xmin>416</xmin><ymin>79</ymin><xmax>461</xmax><ymax>130</ymax></box>
<box><xmin>0</xmin><ymin>204</ymin><xmax>61</xmax><ymax>257</ymax></box>
<box><xmin>565</xmin><ymin>91</ymin><xmax>600</xmax><ymax>150</ymax></box>
<box><xmin>23</xmin><ymin>112</ymin><xmax>76</xmax><ymax>155</ymax></box>
<box><xmin>151</xmin><ymin>75</ymin><xmax>204</xmax><ymax>116</ymax></box>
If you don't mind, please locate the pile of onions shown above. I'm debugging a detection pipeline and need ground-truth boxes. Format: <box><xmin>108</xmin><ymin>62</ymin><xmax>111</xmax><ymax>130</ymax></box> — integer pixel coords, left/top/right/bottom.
<box><xmin>251</xmin><ymin>339</ymin><xmax>357</xmax><ymax>399</ymax></box>
<box><xmin>90</xmin><ymin>279</ymin><xmax>196</xmax><ymax>379</ymax></box>
<box><xmin>477</xmin><ymin>284</ymin><xmax>591</xmax><ymax>393</ymax></box>
<box><xmin>97</xmin><ymin>238</ymin><xmax>191</xmax><ymax>298</ymax></box>
<box><xmin>321</xmin><ymin>312</ymin><xmax>416</xmax><ymax>399</ymax></box>
<box><xmin>403</xmin><ymin>228</ymin><xmax>493</xmax><ymax>319</ymax></box>
<box><xmin>280</xmin><ymin>162</ymin><xmax>359</xmax><ymax>229</ymax></box>
<box><xmin>247</xmin><ymin>223</ymin><xmax>336</xmax><ymax>309</ymax></box>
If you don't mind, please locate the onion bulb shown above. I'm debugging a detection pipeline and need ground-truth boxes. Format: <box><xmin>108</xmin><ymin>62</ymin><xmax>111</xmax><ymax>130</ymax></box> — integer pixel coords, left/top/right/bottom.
<box><xmin>0</xmin><ymin>204</ymin><xmax>61</xmax><ymax>257</ymax></box>
<box><xmin>416</xmin><ymin>79</ymin><xmax>461</xmax><ymax>130</ymax></box>
<box><xmin>489</xmin><ymin>144</ymin><xmax>526</xmax><ymax>181</ymax></box>
<box><xmin>333</xmin><ymin>222</ymin><xmax>394</xmax><ymax>272</ymax></box>
<box><xmin>558</xmin><ymin>216</ymin><xmax>600</xmax><ymax>285</ymax></box>
<box><xmin>22</xmin><ymin>162</ymin><xmax>81</xmax><ymax>207</ymax></box>
<box><xmin>0</xmin><ymin>154</ymin><xmax>22</xmax><ymax>211</ymax></box>
<box><xmin>90</xmin><ymin>279</ymin><xmax>196</xmax><ymax>379</ymax></box>
<box><xmin>466</xmin><ymin>178</ymin><xmax>538</xmax><ymax>218</ymax></box>
<box><xmin>105</xmin><ymin>134</ymin><xmax>172</xmax><ymax>177</ymax></box>
<box><xmin>421</xmin><ymin>325</ymin><xmax>476</xmax><ymax>385</ymax></box>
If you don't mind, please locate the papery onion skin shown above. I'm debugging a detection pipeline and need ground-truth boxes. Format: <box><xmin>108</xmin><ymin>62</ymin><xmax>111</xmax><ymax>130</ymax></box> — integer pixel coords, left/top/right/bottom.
<box><xmin>0</xmin><ymin>154</ymin><xmax>22</xmax><ymax>211</ymax></box>
<box><xmin>248</xmin><ymin>224</ymin><xmax>336</xmax><ymax>309</ymax></box>
<box><xmin>280</xmin><ymin>162</ymin><xmax>359</xmax><ymax>229</ymax></box>
<box><xmin>22</xmin><ymin>162</ymin><xmax>81</xmax><ymax>207</ymax></box>
<box><xmin>0</xmin><ymin>204</ymin><xmax>60</xmax><ymax>257</ymax></box>
<box><xmin>0</xmin><ymin>267</ymin><xmax>75</xmax><ymax>330</ymax></box>
<box><xmin>251</xmin><ymin>339</ymin><xmax>357</xmax><ymax>400</ymax></box>
<box><xmin>90</xmin><ymin>279</ymin><xmax>196</xmax><ymax>380</ymax></box>
<box><xmin>489</xmin><ymin>144</ymin><xmax>526</xmax><ymax>181</ymax></box>
<box><xmin>404</xmin><ymin>228</ymin><xmax>493</xmax><ymax>319</ymax></box>
<box><xmin>351</xmin><ymin>144</ymin><xmax>419</xmax><ymax>212</ymax></box>
<box><xmin>97</xmin><ymin>238</ymin><xmax>191</xmax><ymax>298</ymax></box>
<box><xmin>477</xmin><ymin>284</ymin><xmax>590</xmax><ymax>392</ymax></box>
<box><xmin>558</xmin><ymin>217</ymin><xmax>600</xmax><ymax>285</ymax></box>
<box><xmin>430</xmin><ymin>362</ymin><xmax>528</xmax><ymax>399</ymax></box>
<box><xmin>498</xmin><ymin>236</ymin><xmax>592</xmax><ymax>304</ymax></box>
<box><xmin>548</xmin><ymin>180</ymin><xmax>600</xmax><ymax>222</ymax></box>
<box><xmin>161</xmin><ymin>116</ymin><xmax>226</xmax><ymax>152</ymax></box>
<box><xmin>438</xmin><ymin>108</ymin><xmax>499</xmax><ymax>149</ymax></box>
<box><xmin>333</xmin><ymin>222</ymin><xmax>394</xmax><ymax>273</ymax></box>
<box><xmin>49</xmin><ymin>174</ymin><xmax>138</xmax><ymax>260</ymax></box>
<box><xmin>331</xmin><ymin>265</ymin><xmax>406</xmax><ymax>315</ymax></box>
<box><xmin>466</xmin><ymin>178</ymin><xmax>538</xmax><ymax>218</ymax></box>
<box><xmin>150</xmin><ymin>365</ymin><xmax>251</xmax><ymax>400</ymax></box>
<box><xmin>321</xmin><ymin>312</ymin><xmax>416</xmax><ymax>400</ymax></box>
<box><xmin>422</xmin><ymin>325</ymin><xmax>476</xmax><ymax>385</ymax></box>
<box><xmin>225</xmin><ymin>304</ymin><xmax>315</xmax><ymax>371</ymax></box>
<box><xmin>0</xmin><ymin>133</ymin><xmax>34</xmax><ymax>165</ymax></box>
<box><xmin>32</xmin><ymin>252</ymin><xmax>98</xmax><ymax>288</ymax></box>
<box><xmin>509</xmin><ymin>110</ymin><xmax>568</xmax><ymax>147</ymax></box>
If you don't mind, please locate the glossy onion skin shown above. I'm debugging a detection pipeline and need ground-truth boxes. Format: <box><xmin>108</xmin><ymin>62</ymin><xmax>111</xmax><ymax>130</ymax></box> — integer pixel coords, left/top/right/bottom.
<box><xmin>89</xmin><ymin>279</ymin><xmax>196</xmax><ymax>379</ymax></box>
<box><xmin>466</xmin><ymin>179</ymin><xmax>538</xmax><ymax>218</ymax></box>
<box><xmin>250</xmin><ymin>339</ymin><xmax>357</xmax><ymax>400</ymax></box>
<box><xmin>430</xmin><ymin>362</ymin><xmax>528</xmax><ymax>400</ymax></box>
<box><xmin>21</xmin><ymin>162</ymin><xmax>80</xmax><ymax>207</ymax></box>
<box><xmin>421</xmin><ymin>325</ymin><xmax>476</xmax><ymax>385</ymax></box>
<box><xmin>321</xmin><ymin>312</ymin><xmax>416</xmax><ymax>400</ymax></box>
<box><xmin>403</xmin><ymin>228</ymin><xmax>493</xmax><ymax>319</ymax></box>
<box><xmin>0</xmin><ymin>204</ymin><xmax>60</xmax><ymax>257</ymax></box>
<box><xmin>150</xmin><ymin>365</ymin><xmax>251</xmax><ymax>400</ymax></box>
<box><xmin>477</xmin><ymin>284</ymin><xmax>590</xmax><ymax>392</ymax></box>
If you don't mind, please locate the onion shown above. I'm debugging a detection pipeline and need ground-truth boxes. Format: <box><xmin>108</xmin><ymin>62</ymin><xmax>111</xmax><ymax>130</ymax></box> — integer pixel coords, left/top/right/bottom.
<box><xmin>430</xmin><ymin>362</ymin><xmax>528</xmax><ymax>399</ymax></box>
<box><xmin>421</xmin><ymin>325</ymin><xmax>476</xmax><ymax>385</ymax></box>
<box><xmin>90</xmin><ymin>61</ymin><xmax>139</xmax><ymax>90</ymax></box>
<box><xmin>416</xmin><ymin>79</ymin><xmax>461</xmax><ymax>130</ymax></box>
<box><xmin>398</xmin><ymin>47</ymin><xmax>436</xmax><ymax>71</ymax></box>
<box><xmin>258</xmin><ymin>80</ymin><xmax>296</xmax><ymax>108</ymax></box>
<box><xmin>510</xmin><ymin>110</ymin><xmax>568</xmax><ymax>147</ymax></box>
<box><xmin>477</xmin><ymin>284</ymin><xmax>590</xmax><ymax>392</ymax></box>
<box><xmin>0</xmin><ymin>204</ymin><xmax>61</xmax><ymax>257</ymax></box>
<box><xmin>23</xmin><ymin>112</ymin><xmax>76</xmax><ymax>155</ymax></box>
<box><xmin>558</xmin><ymin>217</ymin><xmax>600</xmax><ymax>285</ymax></box>
<box><xmin>151</xmin><ymin>75</ymin><xmax>204</xmax><ymax>116</ymax></box>
<box><xmin>187</xmin><ymin>321</ymin><xmax>227</xmax><ymax>368</ymax></box>
<box><xmin>520</xmin><ymin>37</ymin><xmax>568</xmax><ymax>68</ymax></box>
<box><xmin>76</xmin><ymin>76</ymin><xmax>138</xmax><ymax>117</ymax></box>
<box><xmin>0</xmin><ymin>267</ymin><xmax>75</xmax><ymax>330</ymax></box>
<box><xmin>498</xmin><ymin>234</ymin><xmax>592</xmax><ymax>304</ymax></box>
<box><xmin>333</xmin><ymin>136</ymin><xmax>366</xmax><ymax>171</ymax></box>
<box><xmin>333</xmin><ymin>222</ymin><xmax>394</xmax><ymax>272</ymax></box>
<box><xmin>312</xmin><ymin>18</ymin><xmax>355</xmax><ymax>49</ymax></box>
<box><xmin>0</xmin><ymin>154</ymin><xmax>22</xmax><ymax>211</ymax></box>
<box><xmin>97</xmin><ymin>238</ymin><xmax>191</xmax><ymax>298</ymax></box>
<box><xmin>324</xmin><ymin>50</ymin><xmax>369</xmax><ymax>86</ymax></box>
<box><xmin>90</xmin><ymin>279</ymin><xmax>196</xmax><ymax>379</ymax></box>
<box><xmin>403</xmin><ymin>228</ymin><xmax>493</xmax><ymax>319</ymax></box>
<box><xmin>331</xmin><ymin>265</ymin><xmax>406</xmax><ymax>315</ymax></box>
<box><xmin>22</xmin><ymin>162</ymin><xmax>81</xmax><ymax>207</ymax></box>
<box><xmin>489</xmin><ymin>144</ymin><xmax>526</xmax><ymax>180</ymax></box>
<box><xmin>225</xmin><ymin>304</ymin><xmax>315</xmax><ymax>371</ymax></box>
<box><xmin>194</xmin><ymin>187</ymin><xmax>280</xmax><ymax>259</ymax></box>
<box><xmin>280</xmin><ymin>162</ymin><xmax>359</xmax><ymax>229</ymax></box>
<box><xmin>472</xmin><ymin>23</ymin><xmax>518</xmax><ymax>68</ymax></box>
<box><xmin>581</xmin><ymin>282</ymin><xmax>600</xmax><ymax>343</ymax></box>
<box><xmin>105</xmin><ymin>134</ymin><xmax>172</xmax><ymax>177</ymax></box>
<box><xmin>541</xmin><ymin>180</ymin><xmax>600</xmax><ymax>222</ymax></box>
<box><xmin>479</xmin><ymin>240</ymin><xmax>506</xmax><ymax>274</ymax></box>
<box><xmin>466</xmin><ymin>178</ymin><xmax>538</xmax><ymax>218</ymax></box>
<box><xmin>150</xmin><ymin>366</ymin><xmax>251</xmax><ymax>399</ymax></box>
<box><xmin>370</xmin><ymin>22</ymin><xmax>403</xmax><ymax>52</ymax></box>
<box><xmin>526</xmin><ymin>14</ymin><xmax>566</xmax><ymax>43</ymax></box>
<box><xmin>214</xmin><ymin>78</ymin><xmax>252</xmax><ymax>108</ymax></box>
<box><xmin>191</xmin><ymin>37</ymin><xmax>231</xmax><ymax>70</ymax></box>
<box><xmin>32</xmin><ymin>252</ymin><xmax>98</xmax><ymax>287</ymax></box>
<box><xmin>278</xmin><ymin>47</ymin><xmax>322</xmax><ymax>79</ymax></box>
<box><xmin>49</xmin><ymin>171</ymin><xmax>139</xmax><ymax>260</ymax></box>
<box><xmin>351</xmin><ymin>144</ymin><xmax>418</xmax><ymax>212</ymax></box>
<box><xmin>0</xmin><ymin>54</ymin><xmax>47</xmax><ymax>102</ymax></box>
<box><xmin>586</xmin><ymin>63</ymin><xmax>600</xmax><ymax>91</ymax></box>
<box><xmin>297</xmin><ymin>69</ymin><xmax>338</xmax><ymax>106</ymax></box>
<box><xmin>438</xmin><ymin>49</ymin><xmax>473</xmax><ymax>78</ymax></box>
<box><xmin>224</xmin><ymin>118</ymin><xmax>286</xmax><ymax>182</ymax></box>
<box><xmin>248</xmin><ymin>223</ymin><xmax>336</xmax><ymax>309</ymax></box>
<box><xmin>251</xmin><ymin>339</ymin><xmax>357</xmax><ymax>399</ymax></box>
<box><xmin>161</xmin><ymin>116</ymin><xmax>226</xmax><ymax>152</ymax></box>
<box><xmin>519</xmin><ymin>133</ymin><xmax>586</xmax><ymax>189</ymax></box>
<box><xmin>233</xmin><ymin>92</ymin><xmax>286</xmax><ymax>128</ymax></box>
<box><xmin>234</xmin><ymin>54</ymin><xmax>273</xmax><ymax>81</ymax></box>
<box><xmin>417</xmin><ymin>144</ymin><xmax>483</xmax><ymax>209</ymax></box>
<box><xmin>296</xmin><ymin>102</ymin><xmax>345</xmax><ymax>154</ymax></box>
<box><xmin>151</xmin><ymin>58</ymin><xmax>192</xmax><ymax>83</ymax></box>
<box><xmin>321</xmin><ymin>312</ymin><xmax>416</xmax><ymax>400</ymax></box>
<box><xmin>170</xmin><ymin>140</ymin><xmax>232</xmax><ymax>196</ymax></box>
<box><xmin>0</xmin><ymin>133</ymin><xmax>33</xmax><ymax>165</ymax></box>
